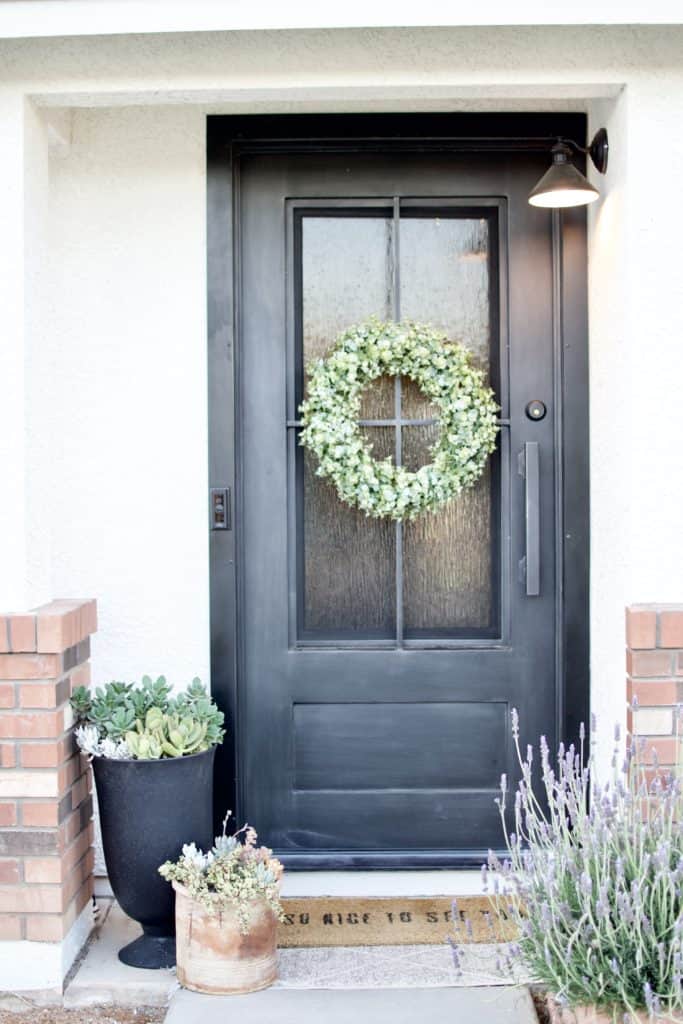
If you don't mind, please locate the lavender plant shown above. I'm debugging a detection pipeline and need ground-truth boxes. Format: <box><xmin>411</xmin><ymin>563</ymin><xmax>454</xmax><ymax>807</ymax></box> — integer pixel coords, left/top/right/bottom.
<box><xmin>483</xmin><ymin>711</ymin><xmax>683</xmax><ymax>1021</ymax></box>
<box><xmin>159</xmin><ymin>815</ymin><xmax>284</xmax><ymax>932</ymax></box>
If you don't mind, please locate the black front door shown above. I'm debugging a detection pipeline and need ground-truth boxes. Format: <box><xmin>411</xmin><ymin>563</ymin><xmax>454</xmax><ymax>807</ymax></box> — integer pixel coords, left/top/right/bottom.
<box><xmin>208</xmin><ymin>116</ymin><xmax>589</xmax><ymax>867</ymax></box>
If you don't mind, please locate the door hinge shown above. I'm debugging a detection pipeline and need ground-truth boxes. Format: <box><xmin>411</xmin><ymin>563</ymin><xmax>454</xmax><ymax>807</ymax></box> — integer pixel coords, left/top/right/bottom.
<box><xmin>210</xmin><ymin>487</ymin><xmax>231</xmax><ymax>531</ymax></box>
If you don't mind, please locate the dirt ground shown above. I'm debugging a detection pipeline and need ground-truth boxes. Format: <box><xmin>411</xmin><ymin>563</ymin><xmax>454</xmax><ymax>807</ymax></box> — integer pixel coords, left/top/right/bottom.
<box><xmin>0</xmin><ymin>1008</ymin><xmax>165</xmax><ymax>1024</ymax></box>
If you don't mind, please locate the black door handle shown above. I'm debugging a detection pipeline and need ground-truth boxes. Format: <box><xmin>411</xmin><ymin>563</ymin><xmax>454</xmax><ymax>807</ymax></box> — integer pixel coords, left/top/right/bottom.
<box><xmin>519</xmin><ymin>443</ymin><xmax>540</xmax><ymax>596</ymax></box>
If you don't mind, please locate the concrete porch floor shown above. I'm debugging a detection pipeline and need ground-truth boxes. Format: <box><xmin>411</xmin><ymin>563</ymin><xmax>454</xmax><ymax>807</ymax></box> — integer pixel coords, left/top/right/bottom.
<box><xmin>63</xmin><ymin>900</ymin><xmax>537</xmax><ymax>1022</ymax></box>
<box><xmin>166</xmin><ymin>986</ymin><xmax>539</xmax><ymax>1024</ymax></box>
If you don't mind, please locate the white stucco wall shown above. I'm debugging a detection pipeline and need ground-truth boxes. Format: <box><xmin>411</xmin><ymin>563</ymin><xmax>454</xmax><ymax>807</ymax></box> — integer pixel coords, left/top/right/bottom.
<box><xmin>2</xmin><ymin>21</ymin><xmax>683</xmax><ymax>769</ymax></box>
<box><xmin>43</xmin><ymin>106</ymin><xmax>209</xmax><ymax>687</ymax></box>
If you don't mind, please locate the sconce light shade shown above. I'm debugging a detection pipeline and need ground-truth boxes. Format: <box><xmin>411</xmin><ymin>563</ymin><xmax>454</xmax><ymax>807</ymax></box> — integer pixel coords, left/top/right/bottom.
<box><xmin>528</xmin><ymin>143</ymin><xmax>600</xmax><ymax>208</ymax></box>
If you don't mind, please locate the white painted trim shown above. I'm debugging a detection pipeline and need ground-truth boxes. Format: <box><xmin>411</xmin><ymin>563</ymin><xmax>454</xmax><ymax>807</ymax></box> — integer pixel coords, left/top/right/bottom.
<box><xmin>0</xmin><ymin>902</ymin><xmax>94</xmax><ymax>992</ymax></box>
<box><xmin>0</xmin><ymin>0</ymin><xmax>681</xmax><ymax>40</ymax></box>
<box><xmin>92</xmin><ymin>869</ymin><xmax>484</xmax><ymax>900</ymax></box>
<box><xmin>61</xmin><ymin>901</ymin><xmax>95</xmax><ymax>982</ymax></box>
<box><xmin>34</xmin><ymin>83</ymin><xmax>622</xmax><ymax>110</ymax></box>
<box><xmin>280</xmin><ymin>871</ymin><xmax>484</xmax><ymax>898</ymax></box>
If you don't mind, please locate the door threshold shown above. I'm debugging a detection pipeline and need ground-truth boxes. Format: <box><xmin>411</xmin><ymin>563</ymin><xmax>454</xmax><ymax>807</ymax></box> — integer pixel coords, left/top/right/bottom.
<box><xmin>95</xmin><ymin>869</ymin><xmax>485</xmax><ymax>900</ymax></box>
<box><xmin>280</xmin><ymin>869</ymin><xmax>484</xmax><ymax>898</ymax></box>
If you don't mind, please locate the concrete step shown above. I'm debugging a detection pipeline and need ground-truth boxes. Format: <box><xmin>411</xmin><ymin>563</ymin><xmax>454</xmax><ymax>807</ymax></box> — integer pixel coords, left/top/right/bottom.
<box><xmin>65</xmin><ymin>900</ymin><xmax>529</xmax><ymax>1010</ymax></box>
<box><xmin>165</xmin><ymin>986</ymin><xmax>538</xmax><ymax>1024</ymax></box>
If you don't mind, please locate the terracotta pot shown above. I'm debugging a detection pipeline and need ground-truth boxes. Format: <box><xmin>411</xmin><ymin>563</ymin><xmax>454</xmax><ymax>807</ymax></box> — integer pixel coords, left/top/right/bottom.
<box><xmin>547</xmin><ymin>995</ymin><xmax>683</xmax><ymax>1023</ymax></box>
<box><xmin>173</xmin><ymin>882</ymin><xmax>278</xmax><ymax>994</ymax></box>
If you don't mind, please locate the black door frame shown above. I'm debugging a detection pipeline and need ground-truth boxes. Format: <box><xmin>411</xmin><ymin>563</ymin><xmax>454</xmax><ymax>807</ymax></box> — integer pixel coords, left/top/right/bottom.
<box><xmin>207</xmin><ymin>113</ymin><xmax>590</xmax><ymax>851</ymax></box>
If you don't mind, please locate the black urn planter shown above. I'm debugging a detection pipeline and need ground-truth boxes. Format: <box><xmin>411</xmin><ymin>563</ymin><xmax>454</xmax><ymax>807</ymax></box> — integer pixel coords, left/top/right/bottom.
<box><xmin>93</xmin><ymin>747</ymin><xmax>215</xmax><ymax>969</ymax></box>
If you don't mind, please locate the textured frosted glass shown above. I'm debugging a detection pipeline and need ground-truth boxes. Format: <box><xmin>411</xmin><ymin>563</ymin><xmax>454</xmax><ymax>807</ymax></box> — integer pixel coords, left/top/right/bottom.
<box><xmin>302</xmin><ymin>215</ymin><xmax>393</xmax><ymax>415</ymax></box>
<box><xmin>303</xmin><ymin>429</ymin><xmax>395</xmax><ymax>636</ymax></box>
<box><xmin>400</xmin><ymin>217</ymin><xmax>490</xmax><ymax>421</ymax></box>
<box><xmin>402</xmin><ymin>428</ymin><xmax>492</xmax><ymax>633</ymax></box>
<box><xmin>298</xmin><ymin>210</ymin><xmax>497</xmax><ymax>640</ymax></box>
<box><xmin>301</xmin><ymin>214</ymin><xmax>396</xmax><ymax>636</ymax></box>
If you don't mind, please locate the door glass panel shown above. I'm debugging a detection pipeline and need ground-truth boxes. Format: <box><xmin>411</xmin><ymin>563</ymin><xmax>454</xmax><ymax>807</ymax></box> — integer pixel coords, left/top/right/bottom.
<box><xmin>399</xmin><ymin>213</ymin><xmax>491</xmax><ymax>381</ymax></box>
<box><xmin>295</xmin><ymin>206</ymin><xmax>500</xmax><ymax>643</ymax></box>
<box><xmin>402</xmin><ymin>425</ymin><xmax>493</xmax><ymax>633</ymax></box>
<box><xmin>299</xmin><ymin>212</ymin><xmax>396</xmax><ymax>638</ymax></box>
<box><xmin>302</xmin><ymin>428</ymin><xmax>395</xmax><ymax>638</ymax></box>
<box><xmin>399</xmin><ymin>211</ymin><xmax>498</xmax><ymax>637</ymax></box>
<box><xmin>301</xmin><ymin>213</ymin><xmax>394</xmax><ymax>417</ymax></box>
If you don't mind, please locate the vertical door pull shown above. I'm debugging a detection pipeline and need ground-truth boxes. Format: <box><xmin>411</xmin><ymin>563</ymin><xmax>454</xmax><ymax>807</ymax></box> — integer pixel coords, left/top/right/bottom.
<box><xmin>519</xmin><ymin>443</ymin><xmax>540</xmax><ymax>596</ymax></box>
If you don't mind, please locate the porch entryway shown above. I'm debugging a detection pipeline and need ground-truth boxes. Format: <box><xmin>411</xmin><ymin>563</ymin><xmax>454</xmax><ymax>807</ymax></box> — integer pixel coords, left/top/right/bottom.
<box><xmin>208</xmin><ymin>114</ymin><xmax>589</xmax><ymax>868</ymax></box>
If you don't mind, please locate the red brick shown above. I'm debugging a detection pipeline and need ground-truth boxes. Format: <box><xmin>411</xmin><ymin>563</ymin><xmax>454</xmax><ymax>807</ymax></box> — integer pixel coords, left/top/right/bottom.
<box><xmin>61</xmin><ymin>828</ymin><xmax>91</xmax><ymax>878</ymax></box>
<box><xmin>24</xmin><ymin>915</ymin><xmax>64</xmax><ymax>942</ymax></box>
<box><xmin>69</xmin><ymin>662</ymin><xmax>91</xmax><ymax>692</ymax></box>
<box><xmin>59</xmin><ymin>807</ymin><xmax>88</xmax><ymax>850</ymax></box>
<box><xmin>0</xmin><ymin>916</ymin><xmax>23</xmax><ymax>940</ymax></box>
<box><xmin>0</xmin><ymin>709</ymin><xmax>62</xmax><ymax>739</ymax></box>
<box><xmin>79</xmin><ymin>600</ymin><xmax>97</xmax><ymax>639</ymax></box>
<box><xmin>24</xmin><ymin>857</ymin><xmax>62</xmax><ymax>884</ymax></box>
<box><xmin>0</xmin><ymin>684</ymin><xmax>15</xmax><ymax>708</ymax></box>
<box><xmin>34</xmin><ymin>602</ymin><xmax>75</xmax><ymax>654</ymax></box>
<box><xmin>75</xmin><ymin>881</ymin><xmax>92</xmax><ymax>918</ymax></box>
<box><xmin>33</xmin><ymin>599</ymin><xmax>96</xmax><ymax>654</ymax></box>
<box><xmin>628</xmin><ymin>679</ymin><xmax>679</xmax><ymax>706</ymax></box>
<box><xmin>626</xmin><ymin>607</ymin><xmax>657</xmax><ymax>650</ymax></box>
<box><xmin>0</xmin><ymin>802</ymin><xmax>17</xmax><ymax>826</ymax></box>
<box><xmin>22</xmin><ymin>802</ymin><xmax>59</xmax><ymax>828</ymax></box>
<box><xmin>0</xmin><ymin>884</ymin><xmax>62</xmax><ymax>913</ymax></box>
<box><xmin>53</xmin><ymin>876</ymin><xmax>93</xmax><ymax>939</ymax></box>
<box><xmin>9</xmin><ymin>614</ymin><xmax>36</xmax><ymax>653</ymax></box>
<box><xmin>20</xmin><ymin>741</ymin><xmax>61</xmax><ymax>768</ymax></box>
<box><xmin>70</xmin><ymin>773</ymin><xmax>90</xmax><ymax>811</ymax></box>
<box><xmin>640</xmin><ymin>737</ymin><xmax>680</xmax><ymax>765</ymax></box>
<box><xmin>660</xmin><ymin>610</ymin><xmax>683</xmax><ymax>649</ymax></box>
<box><xmin>0</xmin><ymin>743</ymin><xmax>16</xmax><ymax>767</ymax></box>
<box><xmin>18</xmin><ymin>677</ymin><xmax>69</xmax><ymax>709</ymax></box>
<box><xmin>61</xmin><ymin>856</ymin><xmax>87</xmax><ymax>908</ymax></box>
<box><xmin>0</xmin><ymin>652</ymin><xmax>62</xmax><ymax>680</ymax></box>
<box><xmin>627</xmin><ymin>650</ymin><xmax>674</xmax><ymax>677</ymax></box>
<box><xmin>0</xmin><ymin>859</ymin><xmax>20</xmax><ymax>884</ymax></box>
<box><xmin>0</xmin><ymin>618</ymin><xmax>9</xmax><ymax>655</ymax></box>
<box><xmin>61</xmin><ymin>733</ymin><xmax>77</xmax><ymax>761</ymax></box>
<box><xmin>677</xmin><ymin>653</ymin><xmax>683</xmax><ymax>677</ymax></box>
<box><xmin>57</xmin><ymin>755</ymin><xmax>81</xmax><ymax>794</ymax></box>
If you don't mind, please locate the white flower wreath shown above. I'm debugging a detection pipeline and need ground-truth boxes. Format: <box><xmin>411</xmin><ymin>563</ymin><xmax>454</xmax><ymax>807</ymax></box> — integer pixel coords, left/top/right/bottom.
<box><xmin>298</xmin><ymin>319</ymin><xmax>499</xmax><ymax>521</ymax></box>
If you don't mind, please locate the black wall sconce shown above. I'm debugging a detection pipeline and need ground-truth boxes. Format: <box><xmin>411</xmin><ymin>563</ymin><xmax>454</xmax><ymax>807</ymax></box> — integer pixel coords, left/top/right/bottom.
<box><xmin>528</xmin><ymin>129</ymin><xmax>609</xmax><ymax>209</ymax></box>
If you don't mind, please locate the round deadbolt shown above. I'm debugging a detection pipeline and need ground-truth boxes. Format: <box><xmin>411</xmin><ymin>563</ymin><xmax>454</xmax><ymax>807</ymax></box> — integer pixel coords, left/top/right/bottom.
<box><xmin>525</xmin><ymin>400</ymin><xmax>547</xmax><ymax>421</ymax></box>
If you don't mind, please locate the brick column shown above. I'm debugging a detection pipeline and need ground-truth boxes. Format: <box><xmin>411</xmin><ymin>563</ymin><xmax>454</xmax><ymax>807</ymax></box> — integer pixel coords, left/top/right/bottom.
<box><xmin>0</xmin><ymin>599</ymin><xmax>96</xmax><ymax>987</ymax></box>
<box><xmin>626</xmin><ymin>604</ymin><xmax>683</xmax><ymax>770</ymax></box>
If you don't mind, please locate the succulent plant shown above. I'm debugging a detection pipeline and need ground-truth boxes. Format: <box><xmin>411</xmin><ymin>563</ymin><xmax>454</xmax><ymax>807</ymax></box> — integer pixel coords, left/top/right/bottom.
<box><xmin>105</xmin><ymin>705</ymin><xmax>138</xmax><ymax>740</ymax></box>
<box><xmin>160</xmin><ymin>714</ymin><xmax>208</xmax><ymax>757</ymax></box>
<box><xmin>159</xmin><ymin>816</ymin><xmax>284</xmax><ymax>932</ymax></box>
<box><xmin>71</xmin><ymin>686</ymin><xmax>92</xmax><ymax>721</ymax></box>
<box><xmin>124</xmin><ymin>728</ymin><xmax>164</xmax><ymax>760</ymax></box>
<box><xmin>71</xmin><ymin>676</ymin><xmax>225</xmax><ymax>761</ymax></box>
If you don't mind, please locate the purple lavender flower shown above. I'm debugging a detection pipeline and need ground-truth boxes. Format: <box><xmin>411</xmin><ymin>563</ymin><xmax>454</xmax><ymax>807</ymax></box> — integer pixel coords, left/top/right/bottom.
<box><xmin>447</xmin><ymin>936</ymin><xmax>461</xmax><ymax>973</ymax></box>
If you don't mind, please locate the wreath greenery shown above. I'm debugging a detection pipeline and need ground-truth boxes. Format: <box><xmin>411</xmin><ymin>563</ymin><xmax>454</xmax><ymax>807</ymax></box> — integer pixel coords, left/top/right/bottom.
<box><xmin>298</xmin><ymin>319</ymin><xmax>499</xmax><ymax>521</ymax></box>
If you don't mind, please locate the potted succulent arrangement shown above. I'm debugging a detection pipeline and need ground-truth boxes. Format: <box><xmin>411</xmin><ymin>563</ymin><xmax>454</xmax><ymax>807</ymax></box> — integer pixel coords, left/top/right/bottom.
<box><xmin>72</xmin><ymin>675</ymin><xmax>225</xmax><ymax>969</ymax></box>
<box><xmin>159</xmin><ymin>816</ymin><xmax>284</xmax><ymax>995</ymax></box>
<box><xmin>465</xmin><ymin>710</ymin><xmax>683</xmax><ymax>1024</ymax></box>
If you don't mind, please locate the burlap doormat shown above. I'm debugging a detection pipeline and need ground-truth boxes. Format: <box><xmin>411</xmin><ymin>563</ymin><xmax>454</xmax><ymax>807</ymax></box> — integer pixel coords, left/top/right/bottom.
<box><xmin>278</xmin><ymin>896</ymin><xmax>517</xmax><ymax>948</ymax></box>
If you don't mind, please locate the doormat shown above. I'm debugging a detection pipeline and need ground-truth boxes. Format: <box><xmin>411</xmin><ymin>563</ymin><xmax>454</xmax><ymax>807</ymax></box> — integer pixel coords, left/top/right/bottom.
<box><xmin>278</xmin><ymin>896</ymin><xmax>518</xmax><ymax>948</ymax></box>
